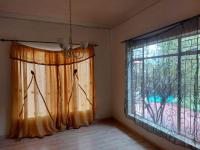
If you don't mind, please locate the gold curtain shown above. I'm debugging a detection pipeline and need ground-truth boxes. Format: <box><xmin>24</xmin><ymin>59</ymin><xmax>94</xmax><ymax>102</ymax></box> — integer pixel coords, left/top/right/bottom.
<box><xmin>9</xmin><ymin>43</ymin><xmax>95</xmax><ymax>138</ymax></box>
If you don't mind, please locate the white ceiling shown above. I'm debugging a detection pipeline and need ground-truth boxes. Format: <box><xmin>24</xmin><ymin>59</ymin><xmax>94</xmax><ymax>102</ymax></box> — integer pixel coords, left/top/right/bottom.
<box><xmin>0</xmin><ymin>0</ymin><xmax>161</xmax><ymax>29</ymax></box>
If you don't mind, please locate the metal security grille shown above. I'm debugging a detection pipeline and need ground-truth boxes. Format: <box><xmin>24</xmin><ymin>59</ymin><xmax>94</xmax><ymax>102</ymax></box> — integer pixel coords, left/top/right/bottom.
<box><xmin>126</xmin><ymin>16</ymin><xmax>200</xmax><ymax>149</ymax></box>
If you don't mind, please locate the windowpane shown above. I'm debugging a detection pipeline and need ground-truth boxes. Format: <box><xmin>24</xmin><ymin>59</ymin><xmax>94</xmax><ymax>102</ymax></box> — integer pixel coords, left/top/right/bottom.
<box><xmin>180</xmin><ymin>55</ymin><xmax>200</xmax><ymax>141</ymax></box>
<box><xmin>144</xmin><ymin>57</ymin><xmax>178</xmax><ymax>130</ymax></box>
<box><xmin>131</xmin><ymin>60</ymin><xmax>143</xmax><ymax>116</ymax></box>
<box><xmin>127</xmin><ymin>33</ymin><xmax>200</xmax><ymax>147</ymax></box>
<box><xmin>181</xmin><ymin>35</ymin><xmax>200</xmax><ymax>52</ymax></box>
<box><xmin>144</xmin><ymin>39</ymin><xmax>178</xmax><ymax>57</ymax></box>
<box><xmin>132</xmin><ymin>48</ymin><xmax>143</xmax><ymax>59</ymax></box>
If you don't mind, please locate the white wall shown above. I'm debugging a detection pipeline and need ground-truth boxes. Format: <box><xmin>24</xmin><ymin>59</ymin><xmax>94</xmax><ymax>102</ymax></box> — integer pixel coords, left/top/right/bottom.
<box><xmin>110</xmin><ymin>0</ymin><xmax>200</xmax><ymax>150</ymax></box>
<box><xmin>0</xmin><ymin>17</ymin><xmax>111</xmax><ymax>136</ymax></box>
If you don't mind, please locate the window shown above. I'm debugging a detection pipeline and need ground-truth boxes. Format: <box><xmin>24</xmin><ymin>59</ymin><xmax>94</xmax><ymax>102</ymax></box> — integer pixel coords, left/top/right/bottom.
<box><xmin>126</xmin><ymin>17</ymin><xmax>200</xmax><ymax>149</ymax></box>
<box><xmin>25</xmin><ymin>59</ymin><xmax>91</xmax><ymax>118</ymax></box>
<box><xmin>10</xmin><ymin>43</ymin><xmax>95</xmax><ymax>138</ymax></box>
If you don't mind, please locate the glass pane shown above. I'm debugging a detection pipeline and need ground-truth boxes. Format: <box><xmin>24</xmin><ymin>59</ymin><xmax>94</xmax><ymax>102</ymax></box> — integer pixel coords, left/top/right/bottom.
<box><xmin>143</xmin><ymin>56</ymin><xmax>178</xmax><ymax>131</ymax></box>
<box><xmin>132</xmin><ymin>48</ymin><xmax>143</xmax><ymax>59</ymax></box>
<box><xmin>181</xmin><ymin>55</ymin><xmax>200</xmax><ymax>142</ymax></box>
<box><xmin>181</xmin><ymin>34</ymin><xmax>200</xmax><ymax>52</ymax></box>
<box><xmin>131</xmin><ymin>60</ymin><xmax>143</xmax><ymax>116</ymax></box>
<box><xmin>144</xmin><ymin>39</ymin><xmax>178</xmax><ymax>57</ymax></box>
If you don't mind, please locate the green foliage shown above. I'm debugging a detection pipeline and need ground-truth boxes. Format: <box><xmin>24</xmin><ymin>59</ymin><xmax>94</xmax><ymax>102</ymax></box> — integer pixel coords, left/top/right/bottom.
<box><xmin>131</xmin><ymin>34</ymin><xmax>200</xmax><ymax>120</ymax></box>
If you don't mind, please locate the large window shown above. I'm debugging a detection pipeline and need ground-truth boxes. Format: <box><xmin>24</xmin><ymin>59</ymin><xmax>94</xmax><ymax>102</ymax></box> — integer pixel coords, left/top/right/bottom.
<box><xmin>9</xmin><ymin>43</ymin><xmax>95</xmax><ymax>138</ymax></box>
<box><xmin>126</xmin><ymin>17</ymin><xmax>200</xmax><ymax>149</ymax></box>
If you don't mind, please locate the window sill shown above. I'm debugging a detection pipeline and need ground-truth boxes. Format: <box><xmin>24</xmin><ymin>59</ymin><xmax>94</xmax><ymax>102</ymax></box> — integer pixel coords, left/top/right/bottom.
<box><xmin>127</xmin><ymin>113</ymin><xmax>200</xmax><ymax>149</ymax></box>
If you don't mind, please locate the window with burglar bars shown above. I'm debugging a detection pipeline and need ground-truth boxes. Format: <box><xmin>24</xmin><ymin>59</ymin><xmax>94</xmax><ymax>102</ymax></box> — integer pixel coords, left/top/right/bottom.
<box><xmin>126</xmin><ymin>17</ymin><xmax>200</xmax><ymax>149</ymax></box>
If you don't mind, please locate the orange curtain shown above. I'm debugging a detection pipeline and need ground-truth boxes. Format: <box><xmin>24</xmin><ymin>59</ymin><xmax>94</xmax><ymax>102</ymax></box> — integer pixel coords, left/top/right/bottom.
<box><xmin>9</xmin><ymin>43</ymin><xmax>95</xmax><ymax>138</ymax></box>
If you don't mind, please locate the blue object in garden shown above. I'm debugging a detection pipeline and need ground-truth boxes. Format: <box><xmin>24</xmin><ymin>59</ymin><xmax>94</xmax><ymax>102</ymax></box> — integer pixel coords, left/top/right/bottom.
<box><xmin>166</xmin><ymin>96</ymin><xmax>174</xmax><ymax>102</ymax></box>
<box><xmin>147</xmin><ymin>95</ymin><xmax>175</xmax><ymax>103</ymax></box>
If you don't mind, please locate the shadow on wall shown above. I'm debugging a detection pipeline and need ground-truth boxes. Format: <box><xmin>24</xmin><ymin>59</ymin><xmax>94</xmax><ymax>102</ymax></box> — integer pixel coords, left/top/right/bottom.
<box><xmin>0</xmin><ymin>42</ymin><xmax>11</xmax><ymax>137</ymax></box>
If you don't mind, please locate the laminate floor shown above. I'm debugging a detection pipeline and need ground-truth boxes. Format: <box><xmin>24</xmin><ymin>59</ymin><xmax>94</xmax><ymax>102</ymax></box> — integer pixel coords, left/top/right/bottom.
<box><xmin>0</xmin><ymin>119</ymin><xmax>160</xmax><ymax>150</ymax></box>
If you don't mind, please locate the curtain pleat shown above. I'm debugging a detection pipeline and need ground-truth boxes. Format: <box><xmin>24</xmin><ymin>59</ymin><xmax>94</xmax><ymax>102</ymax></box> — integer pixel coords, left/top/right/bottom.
<box><xmin>9</xmin><ymin>43</ymin><xmax>95</xmax><ymax>138</ymax></box>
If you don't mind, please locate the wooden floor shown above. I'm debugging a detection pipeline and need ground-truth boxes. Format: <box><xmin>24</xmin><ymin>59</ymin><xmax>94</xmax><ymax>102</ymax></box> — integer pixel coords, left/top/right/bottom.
<box><xmin>0</xmin><ymin>119</ymin><xmax>160</xmax><ymax>150</ymax></box>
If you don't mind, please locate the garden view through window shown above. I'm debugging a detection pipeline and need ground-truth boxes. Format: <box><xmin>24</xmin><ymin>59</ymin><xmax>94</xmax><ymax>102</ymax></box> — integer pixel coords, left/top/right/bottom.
<box><xmin>127</xmin><ymin>33</ymin><xmax>200</xmax><ymax>147</ymax></box>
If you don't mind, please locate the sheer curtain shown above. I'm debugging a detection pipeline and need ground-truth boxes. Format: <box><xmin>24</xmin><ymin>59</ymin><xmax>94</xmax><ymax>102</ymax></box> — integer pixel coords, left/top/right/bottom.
<box><xmin>9</xmin><ymin>43</ymin><xmax>95</xmax><ymax>138</ymax></box>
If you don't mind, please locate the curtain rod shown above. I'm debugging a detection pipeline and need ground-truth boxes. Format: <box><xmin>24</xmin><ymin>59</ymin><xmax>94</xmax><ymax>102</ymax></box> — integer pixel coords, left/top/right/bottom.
<box><xmin>0</xmin><ymin>38</ymin><xmax>99</xmax><ymax>47</ymax></box>
<box><xmin>121</xmin><ymin>13</ymin><xmax>200</xmax><ymax>43</ymax></box>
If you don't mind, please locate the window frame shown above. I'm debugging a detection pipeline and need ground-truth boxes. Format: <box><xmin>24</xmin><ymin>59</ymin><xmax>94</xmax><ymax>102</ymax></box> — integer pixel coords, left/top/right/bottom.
<box><xmin>125</xmin><ymin>33</ymin><xmax>200</xmax><ymax>149</ymax></box>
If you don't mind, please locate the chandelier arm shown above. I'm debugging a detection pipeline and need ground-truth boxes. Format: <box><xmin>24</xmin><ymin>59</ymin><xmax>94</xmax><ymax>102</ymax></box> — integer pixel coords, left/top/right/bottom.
<box><xmin>63</xmin><ymin>0</ymin><xmax>98</xmax><ymax>58</ymax></box>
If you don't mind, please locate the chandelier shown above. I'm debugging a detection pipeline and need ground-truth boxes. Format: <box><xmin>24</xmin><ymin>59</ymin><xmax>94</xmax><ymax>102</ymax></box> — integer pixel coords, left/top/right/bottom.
<box><xmin>59</xmin><ymin>0</ymin><xmax>89</xmax><ymax>58</ymax></box>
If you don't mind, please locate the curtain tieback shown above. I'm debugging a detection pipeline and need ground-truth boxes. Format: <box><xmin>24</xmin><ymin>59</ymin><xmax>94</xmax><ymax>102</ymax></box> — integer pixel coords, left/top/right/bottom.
<box><xmin>66</xmin><ymin>69</ymin><xmax>94</xmax><ymax>128</ymax></box>
<box><xmin>67</xmin><ymin>69</ymin><xmax>93</xmax><ymax>106</ymax></box>
<box><xmin>19</xmin><ymin>71</ymin><xmax>54</xmax><ymax>122</ymax></box>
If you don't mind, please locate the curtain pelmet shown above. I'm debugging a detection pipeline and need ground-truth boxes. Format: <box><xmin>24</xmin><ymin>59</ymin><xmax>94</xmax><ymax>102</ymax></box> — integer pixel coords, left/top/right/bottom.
<box><xmin>10</xmin><ymin>43</ymin><xmax>95</xmax><ymax>65</ymax></box>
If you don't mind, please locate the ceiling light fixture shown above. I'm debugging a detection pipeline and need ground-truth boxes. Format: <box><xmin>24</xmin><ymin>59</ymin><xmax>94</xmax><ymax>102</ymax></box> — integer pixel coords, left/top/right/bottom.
<box><xmin>58</xmin><ymin>0</ymin><xmax>90</xmax><ymax>58</ymax></box>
